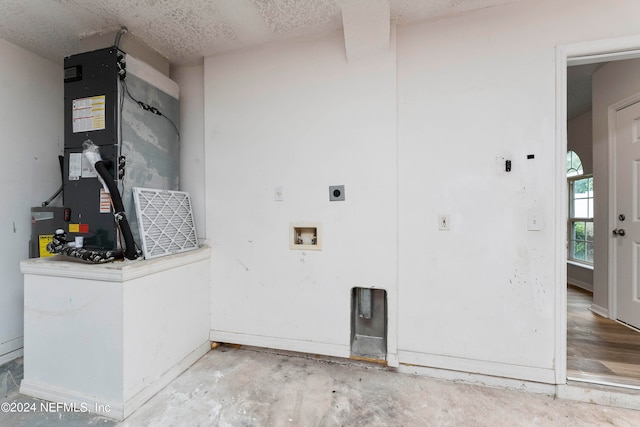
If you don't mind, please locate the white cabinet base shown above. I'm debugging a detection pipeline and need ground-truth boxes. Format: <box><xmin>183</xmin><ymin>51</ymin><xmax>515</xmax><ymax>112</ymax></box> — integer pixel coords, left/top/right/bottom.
<box><xmin>19</xmin><ymin>247</ymin><xmax>211</xmax><ymax>421</ymax></box>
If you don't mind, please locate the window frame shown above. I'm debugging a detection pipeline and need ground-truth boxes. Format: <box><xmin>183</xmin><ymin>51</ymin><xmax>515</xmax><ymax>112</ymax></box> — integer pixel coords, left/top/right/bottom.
<box><xmin>567</xmin><ymin>174</ymin><xmax>594</xmax><ymax>265</ymax></box>
<box><xmin>566</xmin><ymin>150</ymin><xmax>583</xmax><ymax>177</ymax></box>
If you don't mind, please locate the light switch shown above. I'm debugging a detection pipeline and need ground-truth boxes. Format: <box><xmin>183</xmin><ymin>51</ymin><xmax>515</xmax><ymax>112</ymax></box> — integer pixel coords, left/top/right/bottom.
<box><xmin>528</xmin><ymin>212</ymin><xmax>541</xmax><ymax>231</ymax></box>
<box><xmin>438</xmin><ymin>214</ymin><xmax>450</xmax><ymax>231</ymax></box>
<box><xmin>274</xmin><ymin>186</ymin><xmax>284</xmax><ymax>201</ymax></box>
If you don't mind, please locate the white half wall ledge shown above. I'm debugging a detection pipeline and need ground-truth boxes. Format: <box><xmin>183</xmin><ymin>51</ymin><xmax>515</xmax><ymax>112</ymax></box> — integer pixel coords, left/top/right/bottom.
<box><xmin>21</xmin><ymin>249</ymin><xmax>211</xmax><ymax>421</ymax></box>
<box><xmin>341</xmin><ymin>0</ymin><xmax>390</xmax><ymax>62</ymax></box>
<box><xmin>19</xmin><ymin>246</ymin><xmax>211</xmax><ymax>282</ymax></box>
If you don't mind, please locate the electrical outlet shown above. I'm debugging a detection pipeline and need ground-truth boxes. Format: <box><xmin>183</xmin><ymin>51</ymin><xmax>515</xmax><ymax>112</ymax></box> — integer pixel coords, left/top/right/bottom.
<box><xmin>438</xmin><ymin>214</ymin><xmax>450</xmax><ymax>231</ymax></box>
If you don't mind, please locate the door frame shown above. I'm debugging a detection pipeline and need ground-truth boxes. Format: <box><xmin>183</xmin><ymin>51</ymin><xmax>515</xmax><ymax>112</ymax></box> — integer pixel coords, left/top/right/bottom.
<box><xmin>608</xmin><ymin>92</ymin><xmax>640</xmax><ymax>322</ymax></box>
<box><xmin>556</xmin><ymin>35</ymin><xmax>640</xmax><ymax>384</ymax></box>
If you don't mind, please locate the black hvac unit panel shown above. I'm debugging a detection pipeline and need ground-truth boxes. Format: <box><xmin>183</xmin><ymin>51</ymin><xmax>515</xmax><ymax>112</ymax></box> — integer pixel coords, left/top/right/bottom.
<box><xmin>62</xmin><ymin>145</ymin><xmax>118</xmax><ymax>250</ymax></box>
<box><xmin>63</xmin><ymin>47</ymin><xmax>121</xmax><ymax>149</ymax></box>
<box><xmin>63</xmin><ymin>47</ymin><xmax>122</xmax><ymax>251</ymax></box>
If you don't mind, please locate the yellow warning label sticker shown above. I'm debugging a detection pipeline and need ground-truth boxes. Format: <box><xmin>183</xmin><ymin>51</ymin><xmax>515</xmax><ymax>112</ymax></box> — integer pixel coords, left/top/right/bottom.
<box><xmin>69</xmin><ymin>223</ymin><xmax>89</xmax><ymax>233</ymax></box>
<box><xmin>72</xmin><ymin>95</ymin><xmax>106</xmax><ymax>133</ymax></box>
<box><xmin>38</xmin><ymin>235</ymin><xmax>54</xmax><ymax>258</ymax></box>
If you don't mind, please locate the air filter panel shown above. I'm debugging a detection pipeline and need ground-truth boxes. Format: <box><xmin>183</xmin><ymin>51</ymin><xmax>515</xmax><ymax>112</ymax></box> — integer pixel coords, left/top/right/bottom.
<box><xmin>133</xmin><ymin>187</ymin><xmax>198</xmax><ymax>259</ymax></box>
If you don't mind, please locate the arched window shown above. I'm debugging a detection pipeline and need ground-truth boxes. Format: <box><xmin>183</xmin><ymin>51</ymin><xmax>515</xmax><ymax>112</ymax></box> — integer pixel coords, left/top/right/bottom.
<box><xmin>566</xmin><ymin>151</ymin><xmax>583</xmax><ymax>177</ymax></box>
<box><xmin>566</xmin><ymin>151</ymin><xmax>593</xmax><ymax>264</ymax></box>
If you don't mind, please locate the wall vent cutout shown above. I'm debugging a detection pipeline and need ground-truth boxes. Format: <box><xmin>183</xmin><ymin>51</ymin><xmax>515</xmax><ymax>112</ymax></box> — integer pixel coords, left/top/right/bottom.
<box><xmin>290</xmin><ymin>223</ymin><xmax>322</xmax><ymax>250</ymax></box>
<box><xmin>133</xmin><ymin>187</ymin><xmax>198</xmax><ymax>259</ymax></box>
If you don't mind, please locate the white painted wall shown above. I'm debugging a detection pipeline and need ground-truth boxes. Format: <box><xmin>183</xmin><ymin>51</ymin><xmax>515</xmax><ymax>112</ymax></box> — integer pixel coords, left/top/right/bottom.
<box><xmin>567</xmin><ymin>262</ymin><xmax>593</xmax><ymax>292</ymax></box>
<box><xmin>205</xmin><ymin>32</ymin><xmax>398</xmax><ymax>358</ymax></box>
<box><xmin>204</xmin><ymin>0</ymin><xmax>640</xmax><ymax>384</ymax></box>
<box><xmin>568</xmin><ymin>111</ymin><xmax>593</xmax><ymax>175</ymax></box>
<box><xmin>0</xmin><ymin>39</ymin><xmax>63</xmax><ymax>363</ymax></box>
<box><xmin>397</xmin><ymin>3</ymin><xmax>557</xmax><ymax>380</ymax></box>
<box><xmin>3</xmin><ymin>0</ymin><xmax>640</xmax><ymax>388</ymax></box>
<box><xmin>592</xmin><ymin>58</ymin><xmax>640</xmax><ymax>315</ymax></box>
<box><xmin>396</xmin><ymin>0</ymin><xmax>640</xmax><ymax>382</ymax></box>
<box><xmin>170</xmin><ymin>63</ymin><xmax>207</xmax><ymax>242</ymax></box>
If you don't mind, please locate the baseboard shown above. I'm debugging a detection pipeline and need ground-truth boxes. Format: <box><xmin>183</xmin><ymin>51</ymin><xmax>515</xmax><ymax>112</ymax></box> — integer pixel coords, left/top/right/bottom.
<box><xmin>567</xmin><ymin>278</ymin><xmax>593</xmax><ymax>293</ymax></box>
<box><xmin>20</xmin><ymin>341</ymin><xmax>211</xmax><ymax>421</ymax></box>
<box><xmin>397</xmin><ymin>350</ymin><xmax>557</xmax><ymax>385</ymax></box>
<box><xmin>0</xmin><ymin>347</ymin><xmax>23</xmax><ymax>366</ymax></box>
<box><xmin>558</xmin><ymin>381</ymin><xmax>640</xmax><ymax>411</ymax></box>
<box><xmin>210</xmin><ymin>330</ymin><xmax>351</xmax><ymax>360</ymax></box>
<box><xmin>123</xmin><ymin>340</ymin><xmax>211</xmax><ymax>418</ymax></box>
<box><xmin>208</xmin><ymin>333</ymin><xmax>557</xmax><ymax>386</ymax></box>
<box><xmin>590</xmin><ymin>303</ymin><xmax>609</xmax><ymax>318</ymax></box>
<box><xmin>20</xmin><ymin>379</ymin><xmax>123</xmax><ymax>419</ymax></box>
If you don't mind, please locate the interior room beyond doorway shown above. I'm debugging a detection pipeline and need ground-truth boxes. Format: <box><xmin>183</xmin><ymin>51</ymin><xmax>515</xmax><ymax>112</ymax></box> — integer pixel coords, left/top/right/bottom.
<box><xmin>566</xmin><ymin>285</ymin><xmax>640</xmax><ymax>389</ymax></box>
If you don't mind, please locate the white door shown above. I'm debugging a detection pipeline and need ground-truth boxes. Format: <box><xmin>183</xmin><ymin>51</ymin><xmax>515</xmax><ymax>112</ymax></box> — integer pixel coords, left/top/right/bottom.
<box><xmin>614</xmin><ymin>100</ymin><xmax>640</xmax><ymax>330</ymax></box>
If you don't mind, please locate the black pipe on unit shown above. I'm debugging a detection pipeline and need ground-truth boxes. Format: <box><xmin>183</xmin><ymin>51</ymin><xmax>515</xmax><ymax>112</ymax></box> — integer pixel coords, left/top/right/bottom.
<box><xmin>46</xmin><ymin>229</ymin><xmax>123</xmax><ymax>263</ymax></box>
<box><xmin>93</xmin><ymin>160</ymin><xmax>138</xmax><ymax>260</ymax></box>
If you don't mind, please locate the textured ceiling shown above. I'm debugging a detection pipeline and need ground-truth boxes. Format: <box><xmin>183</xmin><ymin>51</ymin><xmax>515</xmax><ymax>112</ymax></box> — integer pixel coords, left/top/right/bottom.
<box><xmin>0</xmin><ymin>0</ymin><xmax>596</xmax><ymax>117</ymax></box>
<box><xmin>0</xmin><ymin>0</ymin><xmax>519</xmax><ymax>65</ymax></box>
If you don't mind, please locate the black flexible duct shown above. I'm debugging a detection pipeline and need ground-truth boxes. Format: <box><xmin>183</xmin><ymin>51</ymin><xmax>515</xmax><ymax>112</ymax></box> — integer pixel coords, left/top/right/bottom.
<box><xmin>93</xmin><ymin>160</ymin><xmax>139</xmax><ymax>260</ymax></box>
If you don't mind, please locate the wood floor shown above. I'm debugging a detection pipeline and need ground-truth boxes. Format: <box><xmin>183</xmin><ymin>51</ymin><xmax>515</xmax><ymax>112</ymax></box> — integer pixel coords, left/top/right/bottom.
<box><xmin>567</xmin><ymin>285</ymin><xmax>640</xmax><ymax>387</ymax></box>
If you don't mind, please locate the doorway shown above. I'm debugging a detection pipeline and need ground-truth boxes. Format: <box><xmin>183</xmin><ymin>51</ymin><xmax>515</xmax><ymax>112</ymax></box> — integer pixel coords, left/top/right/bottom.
<box><xmin>562</xmin><ymin>42</ymin><xmax>640</xmax><ymax>389</ymax></box>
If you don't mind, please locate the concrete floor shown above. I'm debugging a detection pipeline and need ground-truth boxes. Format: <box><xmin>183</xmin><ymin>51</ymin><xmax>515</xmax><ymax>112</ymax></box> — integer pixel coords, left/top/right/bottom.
<box><xmin>2</xmin><ymin>345</ymin><xmax>639</xmax><ymax>426</ymax></box>
<box><xmin>0</xmin><ymin>357</ymin><xmax>115</xmax><ymax>426</ymax></box>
